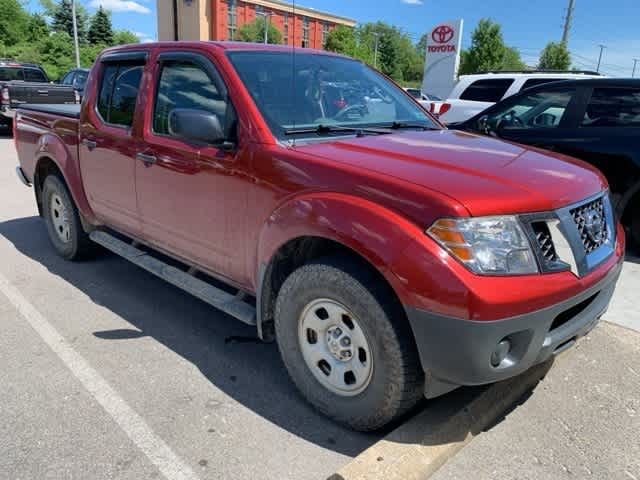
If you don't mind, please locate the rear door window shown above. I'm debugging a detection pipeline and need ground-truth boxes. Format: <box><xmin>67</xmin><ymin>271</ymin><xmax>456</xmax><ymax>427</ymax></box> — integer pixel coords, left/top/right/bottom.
<box><xmin>582</xmin><ymin>87</ymin><xmax>640</xmax><ymax>127</ymax></box>
<box><xmin>96</xmin><ymin>62</ymin><xmax>144</xmax><ymax>127</ymax></box>
<box><xmin>460</xmin><ymin>79</ymin><xmax>514</xmax><ymax>102</ymax></box>
<box><xmin>24</xmin><ymin>68</ymin><xmax>47</xmax><ymax>82</ymax></box>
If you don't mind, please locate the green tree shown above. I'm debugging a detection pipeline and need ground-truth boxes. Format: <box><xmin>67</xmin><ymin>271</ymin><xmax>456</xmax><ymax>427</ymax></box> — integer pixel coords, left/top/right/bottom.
<box><xmin>237</xmin><ymin>18</ymin><xmax>282</xmax><ymax>44</ymax></box>
<box><xmin>0</xmin><ymin>0</ymin><xmax>30</xmax><ymax>47</ymax></box>
<box><xmin>538</xmin><ymin>41</ymin><xmax>571</xmax><ymax>70</ymax></box>
<box><xmin>325</xmin><ymin>25</ymin><xmax>356</xmax><ymax>56</ymax></box>
<box><xmin>26</xmin><ymin>13</ymin><xmax>50</xmax><ymax>43</ymax></box>
<box><xmin>459</xmin><ymin>19</ymin><xmax>527</xmax><ymax>74</ymax></box>
<box><xmin>416</xmin><ymin>32</ymin><xmax>429</xmax><ymax>60</ymax></box>
<box><xmin>502</xmin><ymin>46</ymin><xmax>527</xmax><ymax>70</ymax></box>
<box><xmin>112</xmin><ymin>30</ymin><xmax>139</xmax><ymax>45</ymax></box>
<box><xmin>88</xmin><ymin>6</ymin><xmax>113</xmax><ymax>45</ymax></box>
<box><xmin>50</xmin><ymin>0</ymin><xmax>88</xmax><ymax>43</ymax></box>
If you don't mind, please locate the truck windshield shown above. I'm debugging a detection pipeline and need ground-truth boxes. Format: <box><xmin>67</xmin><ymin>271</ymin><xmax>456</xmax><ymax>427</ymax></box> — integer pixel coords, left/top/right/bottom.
<box><xmin>227</xmin><ymin>51</ymin><xmax>439</xmax><ymax>139</ymax></box>
<box><xmin>0</xmin><ymin>67</ymin><xmax>24</xmax><ymax>81</ymax></box>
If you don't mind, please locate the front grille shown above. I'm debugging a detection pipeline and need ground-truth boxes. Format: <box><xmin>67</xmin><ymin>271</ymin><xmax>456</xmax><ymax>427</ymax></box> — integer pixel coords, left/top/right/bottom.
<box><xmin>531</xmin><ymin>222</ymin><xmax>559</xmax><ymax>263</ymax></box>
<box><xmin>571</xmin><ymin>197</ymin><xmax>608</xmax><ymax>254</ymax></box>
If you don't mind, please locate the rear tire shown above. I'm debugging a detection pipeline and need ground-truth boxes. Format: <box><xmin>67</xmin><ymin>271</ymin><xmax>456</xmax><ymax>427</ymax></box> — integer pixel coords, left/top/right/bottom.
<box><xmin>274</xmin><ymin>256</ymin><xmax>424</xmax><ymax>431</ymax></box>
<box><xmin>42</xmin><ymin>175</ymin><xmax>94</xmax><ymax>260</ymax></box>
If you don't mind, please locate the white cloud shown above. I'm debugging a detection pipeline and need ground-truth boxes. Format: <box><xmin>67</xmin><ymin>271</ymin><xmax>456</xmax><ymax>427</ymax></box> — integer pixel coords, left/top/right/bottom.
<box><xmin>88</xmin><ymin>0</ymin><xmax>151</xmax><ymax>14</ymax></box>
<box><xmin>401</xmin><ymin>0</ymin><xmax>423</xmax><ymax>4</ymax></box>
<box><xmin>132</xmin><ymin>31</ymin><xmax>151</xmax><ymax>38</ymax></box>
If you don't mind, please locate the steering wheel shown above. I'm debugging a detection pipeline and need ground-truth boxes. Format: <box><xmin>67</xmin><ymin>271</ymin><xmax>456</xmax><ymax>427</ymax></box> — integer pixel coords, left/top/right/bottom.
<box><xmin>333</xmin><ymin>104</ymin><xmax>367</xmax><ymax>121</ymax></box>
<box><xmin>497</xmin><ymin>111</ymin><xmax>524</xmax><ymax>131</ymax></box>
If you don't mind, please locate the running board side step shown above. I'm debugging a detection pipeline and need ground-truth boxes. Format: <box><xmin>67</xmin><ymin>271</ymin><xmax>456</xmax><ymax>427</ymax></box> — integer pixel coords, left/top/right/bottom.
<box><xmin>89</xmin><ymin>231</ymin><xmax>256</xmax><ymax>326</ymax></box>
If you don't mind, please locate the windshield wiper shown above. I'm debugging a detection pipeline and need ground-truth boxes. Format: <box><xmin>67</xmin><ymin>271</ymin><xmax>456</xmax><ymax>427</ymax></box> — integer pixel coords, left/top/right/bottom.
<box><xmin>382</xmin><ymin>121</ymin><xmax>441</xmax><ymax>131</ymax></box>
<box><xmin>284</xmin><ymin>124</ymin><xmax>391</xmax><ymax>137</ymax></box>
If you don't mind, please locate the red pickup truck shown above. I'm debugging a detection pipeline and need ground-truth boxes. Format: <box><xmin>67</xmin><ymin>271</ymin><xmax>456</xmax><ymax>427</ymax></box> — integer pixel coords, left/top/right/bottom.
<box><xmin>14</xmin><ymin>42</ymin><xmax>624</xmax><ymax>431</ymax></box>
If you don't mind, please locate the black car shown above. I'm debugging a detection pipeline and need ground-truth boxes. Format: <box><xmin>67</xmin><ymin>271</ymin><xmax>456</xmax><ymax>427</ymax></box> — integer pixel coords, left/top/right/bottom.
<box><xmin>0</xmin><ymin>60</ymin><xmax>77</xmax><ymax>128</ymax></box>
<box><xmin>452</xmin><ymin>78</ymin><xmax>640</xmax><ymax>248</ymax></box>
<box><xmin>59</xmin><ymin>68</ymin><xmax>90</xmax><ymax>98</ymax></box>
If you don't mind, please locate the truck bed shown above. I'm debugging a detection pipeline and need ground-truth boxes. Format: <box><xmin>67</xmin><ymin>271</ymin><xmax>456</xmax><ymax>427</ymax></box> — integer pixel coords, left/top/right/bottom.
<box><xmin>18</xmin><ymin>103</ymin><xmax>80</xmax><ymax>119</ymax></box>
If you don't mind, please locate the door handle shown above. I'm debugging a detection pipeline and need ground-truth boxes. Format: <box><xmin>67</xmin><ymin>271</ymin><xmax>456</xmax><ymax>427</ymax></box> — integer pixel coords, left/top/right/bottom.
<box><xmin>36</xmin><ymin>90</ymin><xmax>49</xmax><ymax>95</ymax></box>
<box><xmin>136</xmin><ymin>152</ymin><xmax>157</xmax><ymax>166</ymax></box>
<box><xmin>81</xmin><ymin>138</ymin><xmax>97</xmax><ymax>150</ymax></box>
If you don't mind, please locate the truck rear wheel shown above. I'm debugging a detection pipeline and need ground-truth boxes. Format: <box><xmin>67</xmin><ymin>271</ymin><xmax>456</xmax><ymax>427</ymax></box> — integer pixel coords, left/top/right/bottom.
<box><xmin>274</xmin><ymin>257</ymin><xmax>424</xmax><ymax>431</ymax></box>
<box><xmin>42</xmin><ymin>175</ymin><xmax>94</xmax><ymax>260</ymax></box>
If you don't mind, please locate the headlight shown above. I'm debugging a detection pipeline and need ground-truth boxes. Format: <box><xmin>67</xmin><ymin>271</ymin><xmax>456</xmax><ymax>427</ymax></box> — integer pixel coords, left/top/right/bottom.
<box><xmin>427</xmin><ymin>216</ymin><xmax>538</xmax><ymax>275</ymax></box>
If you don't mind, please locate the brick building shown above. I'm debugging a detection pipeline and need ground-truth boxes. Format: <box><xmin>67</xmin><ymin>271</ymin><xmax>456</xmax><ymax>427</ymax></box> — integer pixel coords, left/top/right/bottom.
<box><xmin>158</xmin><ymin>0</ymin><xmax>356</xmax><ymax>50</ymax></box>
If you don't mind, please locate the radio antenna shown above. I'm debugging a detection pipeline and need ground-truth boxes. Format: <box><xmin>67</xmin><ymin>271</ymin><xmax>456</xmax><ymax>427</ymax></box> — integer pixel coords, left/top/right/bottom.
<box><xmin>291</xmin><ymin>0</ymin><xmax>297</xmax><ymax>146</ymax></box>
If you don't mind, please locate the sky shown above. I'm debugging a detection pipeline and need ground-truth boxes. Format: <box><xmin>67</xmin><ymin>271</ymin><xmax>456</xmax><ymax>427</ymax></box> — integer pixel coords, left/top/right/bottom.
<box><xmin>25</xmin><ymin>0</ymin><xmax>640</xmax><ymax>77</ymax></box>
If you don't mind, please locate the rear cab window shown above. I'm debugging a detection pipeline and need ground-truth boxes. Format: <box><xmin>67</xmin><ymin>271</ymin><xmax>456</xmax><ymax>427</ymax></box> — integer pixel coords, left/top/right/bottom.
<box><xmin>96</xmin><ymin>60</ymin><xmax>144</xmax><ymax>128</ymax></box>
<box><xmin>0</xmin><ymin>67</ymin><xmax>24</xmax><ymax>81</ymax></box>
<box><xmin>24</xmin><ymin>68</ymin><xmax>48</xmax><ymax>82</ymax></box>
<box><xmin>460</xmin><ymin>79</ymin><xmax>514</xmax><ymax>102</ymax></box>
<box><xmin>582</xmin><ymin>87</ymin><xmax>640</xmax><ymax>127</ymax></box>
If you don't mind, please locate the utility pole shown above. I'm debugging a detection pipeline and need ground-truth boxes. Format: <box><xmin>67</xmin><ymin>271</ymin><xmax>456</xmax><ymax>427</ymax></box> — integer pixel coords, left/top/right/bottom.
<box><xmin>633</xmin><ymin>59</ymin><xmax>639</xmax><ymax>78</ymax></box>
<box><xmin>256</xmin><ymin>11</ymin><xmax>273</xmax><ymax>44</ymax></box>
<box><xmin>596</xmin><ymin>44</ymin><xmax>606</xmax><ymax>72</ymax></box>
<box><xmin>71</xmin><ymin>0</ymin><xmax>80</xmax><ymax>68</ymax></box>
<box><xmin>373</xmin><ymin>32</ymin><xmax>380</xmax><ymax>68</ymax></box>
<box><xmin>561</xmin><ymin>0</ymin><xmax>576</xmax><ymax>45</ymax></box>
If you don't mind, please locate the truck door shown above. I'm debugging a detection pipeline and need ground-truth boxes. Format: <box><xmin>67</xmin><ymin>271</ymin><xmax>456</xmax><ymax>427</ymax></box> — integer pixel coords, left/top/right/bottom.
<box><xmin>79</xmin><ymin>52</ymin><xmax>147</xmax><ymax>237</ymax></box>
<box><xmin>135</xmin><ymin>51</ymin><xmax>250</xmax><ymax>283</ymax></box>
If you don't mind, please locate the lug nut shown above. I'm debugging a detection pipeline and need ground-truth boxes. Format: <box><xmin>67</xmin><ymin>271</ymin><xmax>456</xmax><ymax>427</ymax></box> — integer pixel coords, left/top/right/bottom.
<box><xmin>341</xmin><ymin>337</ymin><xmax>351</xmax><ymax>347</ymax></box>
<box><xmin>333</xmin><ymin>328</ymin><xmax>342</xmax><ymax>337</ymax></box>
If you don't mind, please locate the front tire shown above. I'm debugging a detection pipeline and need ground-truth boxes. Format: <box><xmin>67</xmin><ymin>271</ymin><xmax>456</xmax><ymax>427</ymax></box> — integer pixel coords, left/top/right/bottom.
<box><xmin>42</xmin><ymin>175</ymin><xmax>94</xmax><ymax>260</ymax></box>
<box><xmin>274</xmin><ymin>257</ymin><xmax>424</xmax><ymax>431</ymax></box>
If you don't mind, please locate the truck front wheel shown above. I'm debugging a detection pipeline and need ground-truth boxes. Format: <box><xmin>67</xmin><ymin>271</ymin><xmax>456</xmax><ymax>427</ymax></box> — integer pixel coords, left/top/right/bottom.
<box><xmin>42</xmin><ymin>175</ymin><xmax>94</xmax><ymax>260</ymax></box>
<box><xmin>274</xmin><ymin>257</ymin><xmax>424</xmax><ymax>431</ymax></box>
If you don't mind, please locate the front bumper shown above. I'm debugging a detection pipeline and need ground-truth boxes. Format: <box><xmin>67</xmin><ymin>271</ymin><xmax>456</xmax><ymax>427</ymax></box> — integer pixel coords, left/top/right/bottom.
<box><xmin>405</xmin><ymin>256</ymin><xmax>623</xmax><ymax>399</ymax></box>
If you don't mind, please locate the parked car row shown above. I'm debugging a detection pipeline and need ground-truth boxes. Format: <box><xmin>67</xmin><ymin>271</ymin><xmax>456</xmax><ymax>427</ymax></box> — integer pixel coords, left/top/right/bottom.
<box><xmin>428</xmin><ymin>70</ymin><xmax>603</xmax><ymax>123</ymax></box>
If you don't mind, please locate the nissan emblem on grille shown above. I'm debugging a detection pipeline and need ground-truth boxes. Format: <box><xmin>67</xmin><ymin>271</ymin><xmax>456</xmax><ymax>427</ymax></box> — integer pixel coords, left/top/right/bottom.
<box><xmin>571</xmin><ymin>198</ymin><xmax>607</xmax><ymax>253</ymax></box>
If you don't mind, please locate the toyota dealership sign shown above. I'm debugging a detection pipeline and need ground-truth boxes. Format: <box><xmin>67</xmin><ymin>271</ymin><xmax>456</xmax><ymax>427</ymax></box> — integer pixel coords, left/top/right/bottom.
<box><xmin>421</xmin><ymin>19</ymin><xmax>464</xmax><ymax>99</ymax></box>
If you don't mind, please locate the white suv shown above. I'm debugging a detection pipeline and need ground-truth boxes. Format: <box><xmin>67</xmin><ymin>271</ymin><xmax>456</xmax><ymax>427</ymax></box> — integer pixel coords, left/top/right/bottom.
<box><xmin>431</xmin><ymin>71</ymin><xmax>603</xmax><ymax>123</ymax></box>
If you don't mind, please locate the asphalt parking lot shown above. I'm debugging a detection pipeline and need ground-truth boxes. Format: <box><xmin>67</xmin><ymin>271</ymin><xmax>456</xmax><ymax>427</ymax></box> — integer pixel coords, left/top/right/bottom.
<box><xmin>0</xmin><ymin>130</ymin><xmax>638</xmax><ymax>480</ymax></box>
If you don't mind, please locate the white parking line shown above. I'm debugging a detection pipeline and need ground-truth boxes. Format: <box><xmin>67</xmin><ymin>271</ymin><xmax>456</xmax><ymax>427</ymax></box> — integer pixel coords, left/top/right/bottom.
<box><xmin>0</xmin><ymin>270</ymin><xmax>200</xmax><ymax>480</ymax></box>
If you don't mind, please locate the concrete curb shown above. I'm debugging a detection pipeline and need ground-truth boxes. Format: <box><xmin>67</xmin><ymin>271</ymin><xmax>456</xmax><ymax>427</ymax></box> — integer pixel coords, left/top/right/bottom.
<box><xmin>328</xmin><ymin>359</ymin><xmax>555</xmax><ymax>480</ymax></box>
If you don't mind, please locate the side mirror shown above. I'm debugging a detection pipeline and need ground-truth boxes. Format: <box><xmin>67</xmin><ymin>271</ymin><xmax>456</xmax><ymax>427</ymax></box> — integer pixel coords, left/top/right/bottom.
<box><xmin>168</xmin><ymin>108</ymin><xmax>227</xmax><ymax>145</ymax></box>
<box><xmin>477</xmin><ymin>115</ymin><xmax>490</xmax><ymax>134</ymax></box>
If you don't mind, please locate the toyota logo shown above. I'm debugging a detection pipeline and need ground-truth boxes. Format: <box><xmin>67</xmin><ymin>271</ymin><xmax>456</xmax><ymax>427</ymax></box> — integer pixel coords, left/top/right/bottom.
<box><xmin>584</xmin><ymin>207</ymin><xmax>605</xmax><ymax>244</ymax></box>
<box><xmin>432</xmin><ymin>25</ymin><xmax>454</xmax><ymax>44</ymax></box>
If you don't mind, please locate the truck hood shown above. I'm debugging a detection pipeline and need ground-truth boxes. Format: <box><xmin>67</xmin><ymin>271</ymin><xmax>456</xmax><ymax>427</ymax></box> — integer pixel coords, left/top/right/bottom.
<box><xmin>295</xmin><ymin>129</ymin><xmax>607</xmax><ymax>216</ymax></box>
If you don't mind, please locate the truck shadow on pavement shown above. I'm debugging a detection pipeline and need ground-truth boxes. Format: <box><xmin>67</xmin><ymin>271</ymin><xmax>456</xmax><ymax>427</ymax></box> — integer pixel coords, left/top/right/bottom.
<box><xmin>0</xmin><ymin>216</ymin><xmax>552</xmax><ymax>458</ymax></box>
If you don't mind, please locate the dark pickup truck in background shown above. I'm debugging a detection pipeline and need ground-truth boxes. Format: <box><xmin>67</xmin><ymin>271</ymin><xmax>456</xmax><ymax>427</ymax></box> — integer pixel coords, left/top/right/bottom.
<box><xmin>0</xmin><ymin>60</ymin><xmax>77</xmax><ymax>128</ymax></box>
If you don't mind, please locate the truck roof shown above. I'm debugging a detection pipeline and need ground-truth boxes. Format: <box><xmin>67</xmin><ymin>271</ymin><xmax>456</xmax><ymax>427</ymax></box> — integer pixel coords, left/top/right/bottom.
<box><xmin>101</xmin><ymin>41</ymin><xmax>346</xmax><ymax>58</ymax></box>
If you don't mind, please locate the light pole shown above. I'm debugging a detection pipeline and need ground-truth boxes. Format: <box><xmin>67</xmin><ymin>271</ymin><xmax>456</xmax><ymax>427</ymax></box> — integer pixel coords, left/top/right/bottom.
<box><xmin>373</xmin><ymin>32</ymin><xmax>380</xmax><ymax>68</ymax></box>
<box><xmin>71</xmin><ymin>0</ymin><xmax>81</xmax><ymax>68</ymax></box>
<box><xmin>633</xmin><ymin>59</ymin><xmax>639</xmax><ymax>78</ymax></box>
<box><xmin>255</xmin><ymin>11</ymin><xmax>273</xmax><ymax>44</ymax></box>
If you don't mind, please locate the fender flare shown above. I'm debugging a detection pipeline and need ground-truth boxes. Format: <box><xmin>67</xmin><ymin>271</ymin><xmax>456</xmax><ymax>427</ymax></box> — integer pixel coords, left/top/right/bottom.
<box><xmin>33</xmin><ymin>133</ymin><xmax>96</xmax><ymax>224</ymax></box>
<box><xmin>254</xmin><ymin>192</ymin><xmax>428</xmax><ymax>337</ymax></box>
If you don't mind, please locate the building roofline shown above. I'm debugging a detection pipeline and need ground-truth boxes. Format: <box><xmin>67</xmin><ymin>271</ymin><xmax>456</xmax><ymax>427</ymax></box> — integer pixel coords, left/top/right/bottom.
<box><xmin>245</xmin><ymin>0</ymin><xmax>356</xmax><ymax>26</ymax></box>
